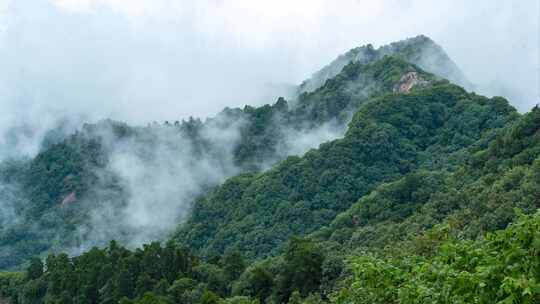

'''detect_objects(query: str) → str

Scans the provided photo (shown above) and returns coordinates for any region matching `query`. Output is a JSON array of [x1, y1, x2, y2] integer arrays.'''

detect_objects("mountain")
[[173, 76, 516, 259], [1, 35, 539, 304], [299, 35, 472, 94], [0, 36, 464, 271]]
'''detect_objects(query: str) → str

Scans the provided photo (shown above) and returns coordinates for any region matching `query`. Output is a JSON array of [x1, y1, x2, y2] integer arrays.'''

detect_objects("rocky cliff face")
[[393, 71, 429, 93]]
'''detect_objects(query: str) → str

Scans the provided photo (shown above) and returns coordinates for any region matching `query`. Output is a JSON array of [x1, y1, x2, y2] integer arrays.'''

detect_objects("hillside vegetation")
[[1, 105, 538, 303], [0, 37, 456, 270], [1, 36, 539, 304], [174, 81, 517, 259]]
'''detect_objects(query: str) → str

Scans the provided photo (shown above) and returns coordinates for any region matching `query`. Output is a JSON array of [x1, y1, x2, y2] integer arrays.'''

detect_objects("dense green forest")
[[2, 211, 539, 303], [0, 37, 450, 270], [1, 36, 539, 303], [174, 82, 517, 259]]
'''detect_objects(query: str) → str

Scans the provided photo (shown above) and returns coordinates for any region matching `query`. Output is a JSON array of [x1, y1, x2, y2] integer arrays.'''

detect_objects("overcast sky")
[[0, 0, 538, 127]]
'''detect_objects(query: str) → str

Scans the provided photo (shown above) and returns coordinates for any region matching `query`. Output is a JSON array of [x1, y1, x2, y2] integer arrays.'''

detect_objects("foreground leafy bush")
[[335, 211, 540, 304]]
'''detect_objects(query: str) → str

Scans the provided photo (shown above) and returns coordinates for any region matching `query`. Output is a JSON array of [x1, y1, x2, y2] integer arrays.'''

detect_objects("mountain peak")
[[299, 35, 471, 94]]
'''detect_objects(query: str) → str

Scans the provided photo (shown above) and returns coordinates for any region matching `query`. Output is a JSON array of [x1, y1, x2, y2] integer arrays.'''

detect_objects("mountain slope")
[[312, 105, 540, 250], [174, 73, 517, 259], [1, 36, 539, 304], [0, 37, 464, 270], [3, 74, 537, 304]]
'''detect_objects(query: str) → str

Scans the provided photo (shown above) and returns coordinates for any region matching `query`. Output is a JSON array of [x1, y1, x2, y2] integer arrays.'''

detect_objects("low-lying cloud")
[[67, 109, 349, 252], [0, 1, 537, 131], [68, 120, 243, 251]]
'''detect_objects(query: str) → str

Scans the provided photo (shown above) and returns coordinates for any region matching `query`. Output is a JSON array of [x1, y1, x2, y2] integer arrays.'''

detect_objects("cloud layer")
[[0, 0, 537, 129]]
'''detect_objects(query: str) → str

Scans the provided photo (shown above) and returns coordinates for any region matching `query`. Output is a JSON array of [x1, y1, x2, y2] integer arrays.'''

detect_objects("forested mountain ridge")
[[173, 81, 517, 259], [314, 105, 540, 252], [0, 37, 460, 270], [2, 81, 538, 304], [1, 35, 540, 304]]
